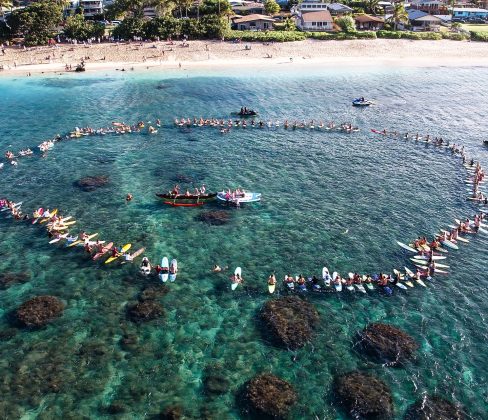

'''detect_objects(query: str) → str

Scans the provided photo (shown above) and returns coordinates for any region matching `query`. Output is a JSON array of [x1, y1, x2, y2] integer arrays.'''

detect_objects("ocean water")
[[0, 65, 487, 419]]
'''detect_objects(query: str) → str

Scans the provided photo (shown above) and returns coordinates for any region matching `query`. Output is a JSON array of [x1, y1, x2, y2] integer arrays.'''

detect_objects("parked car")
[[451, 18, 466, 23]]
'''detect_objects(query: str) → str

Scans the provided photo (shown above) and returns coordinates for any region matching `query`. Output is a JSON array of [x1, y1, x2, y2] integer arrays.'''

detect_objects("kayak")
[[169, 259, 178, 282], [92, 242, 114, 260], [396, 241, 417, 253], [105, 243, 131, 264], [159, 257, 169, 282], [231, 267, 241, 290], [332, 272, 342, 292]]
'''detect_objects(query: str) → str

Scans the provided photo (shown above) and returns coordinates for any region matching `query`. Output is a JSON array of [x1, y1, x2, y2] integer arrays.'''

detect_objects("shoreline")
[[2, 39, 488, 77]]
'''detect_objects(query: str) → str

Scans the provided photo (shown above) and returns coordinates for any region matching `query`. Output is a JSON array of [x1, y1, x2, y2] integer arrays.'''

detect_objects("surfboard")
[[268, 277, 276, 294], [169, 259, 178, 282], [396, 241, 417, 253], [160, 257, 169, 282], [105, 243, 131, 264], [322, 267, 331, 287], [333, 272, 342, 292], [231, 267, 241, 290], [92, 242, 114, 260], [414, 255, 447, 261]]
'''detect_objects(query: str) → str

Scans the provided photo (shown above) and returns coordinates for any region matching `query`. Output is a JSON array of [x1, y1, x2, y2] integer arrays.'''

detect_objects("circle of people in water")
[[1, 114, 487, 295]]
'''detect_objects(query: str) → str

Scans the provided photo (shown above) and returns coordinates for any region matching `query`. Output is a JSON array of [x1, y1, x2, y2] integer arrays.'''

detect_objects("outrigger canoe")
[[156, 192, 217, 200], [164, 201, 205, 207]]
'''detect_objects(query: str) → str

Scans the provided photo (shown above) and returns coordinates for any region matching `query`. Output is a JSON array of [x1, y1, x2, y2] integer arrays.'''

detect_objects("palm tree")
[[390, 1, 408, 30]]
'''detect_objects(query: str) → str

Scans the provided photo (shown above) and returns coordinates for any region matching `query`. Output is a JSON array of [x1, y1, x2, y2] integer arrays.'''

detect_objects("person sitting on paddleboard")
[[80, 231, 88, 241], [84, 242, 93, 253], [268, 274, 277, 285], [169, 262, 176, 274], [126, 193, 133, 202], [111, 246, 121, 258], [212, 265, 222, 272], [95, 240, 103, 252], [141, 257, 150, 268]]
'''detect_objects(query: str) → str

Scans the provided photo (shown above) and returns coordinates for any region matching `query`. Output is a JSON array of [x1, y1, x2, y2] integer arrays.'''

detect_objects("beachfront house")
[[292, 0, 352, 17], [408, 9, 442, 31], [408, 0, 450, 15], [452, 7, 488, 20], [326, 3, 353, 16], [68, 0, 104, 18], [232, 1, 265, 15], [354, 14, 385, 30], [296, 10, 334, 31], [233, 14, 276, 30]]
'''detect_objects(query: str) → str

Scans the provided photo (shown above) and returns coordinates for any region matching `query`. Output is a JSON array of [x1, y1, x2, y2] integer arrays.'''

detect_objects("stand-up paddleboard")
[[160, 257, 169, 282], [478, 227, 488, 234], [322, 267, 331, 287], [411, 258, 450, 269], [394, 269, 414, 287], [333, 272, 342, 292], [169, 259, 178, 282], [231, 267, 241, 290], [105, 243, 131, 264], [393, 280, 408, 290], [396, 241, 417, 253], [268, 274, 276, 294], [455, 236, 470, 243], [92, 242, 114, 260], [405, 266, 426, 287]]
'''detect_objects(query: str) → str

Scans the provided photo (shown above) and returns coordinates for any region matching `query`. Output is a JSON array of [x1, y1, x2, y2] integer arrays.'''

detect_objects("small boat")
[[217, 192, 261, 204], [233, 109, 258, 117], [156, 192, 217, 200], [352, 98, 373, 107]]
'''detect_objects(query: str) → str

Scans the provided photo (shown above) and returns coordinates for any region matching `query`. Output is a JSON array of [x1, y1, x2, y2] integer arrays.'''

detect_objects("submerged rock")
[[356, 323, 419, 366], [246, 373, 297, 418], [261, 296, 319, 350], [405, 395, 465, 420], [196, 210, 230, 226], [334, 371, 393, 419], [159, 405, 183, 419], [139, 284, 169, 301], [0, 272, 29, 290], [127, 300, 164, 322], [204, 364, 230, 395], [16, 296, 64, 327], [74, 175, 109, 192]]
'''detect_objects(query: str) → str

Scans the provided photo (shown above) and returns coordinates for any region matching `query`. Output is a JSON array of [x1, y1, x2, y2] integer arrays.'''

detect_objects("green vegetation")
[[224, 30, 307, 42], [308, 31, 376, 39], [64, 14, 105, 41], [335, 16, 356, 33], [470, 31, 488, 41], [264, 0, 280, 15], [4, 1, 62, 46], [376, 30, 443, 40], [462, 24, 488, 33]]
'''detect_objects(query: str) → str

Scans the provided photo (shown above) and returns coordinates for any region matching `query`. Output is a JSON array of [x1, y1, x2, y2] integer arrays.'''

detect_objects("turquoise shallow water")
[[0, 66, 488, 418]]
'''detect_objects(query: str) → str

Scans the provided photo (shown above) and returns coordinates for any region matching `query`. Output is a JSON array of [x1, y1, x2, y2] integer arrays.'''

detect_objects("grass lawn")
[[461, 24, 488, 32]]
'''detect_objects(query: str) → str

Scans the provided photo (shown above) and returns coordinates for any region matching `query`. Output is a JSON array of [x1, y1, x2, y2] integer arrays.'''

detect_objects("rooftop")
[[301, 10, 333, 21], [233, 13, 276, 23], [354, 14, 385, 23]]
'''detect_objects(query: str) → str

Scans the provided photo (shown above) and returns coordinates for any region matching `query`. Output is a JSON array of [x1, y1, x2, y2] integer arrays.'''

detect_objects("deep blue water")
[[0, 66, 487, 418]]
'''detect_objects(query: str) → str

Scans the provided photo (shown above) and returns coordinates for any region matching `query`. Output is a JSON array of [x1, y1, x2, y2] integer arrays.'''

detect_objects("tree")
[[64, 14, 105, 40], [283, 17, 296, 31], [7, 1, 62, 45], [111, 16, 144, 39], [389, 1, 408, 30], [264, 0, 280, 15], [143, 15, 181, 39], [198, 0, 232, 16], [335, 15, 355, 33]]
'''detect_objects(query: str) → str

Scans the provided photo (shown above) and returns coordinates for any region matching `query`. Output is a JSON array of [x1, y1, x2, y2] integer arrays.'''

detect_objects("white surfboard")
[[160, 257, 169, 282], [169, 259, 178, 282], [231, 267, 241, 290]]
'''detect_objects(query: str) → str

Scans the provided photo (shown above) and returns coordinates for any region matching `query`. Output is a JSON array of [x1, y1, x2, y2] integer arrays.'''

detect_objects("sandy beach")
[[1, 39, 488, 76]]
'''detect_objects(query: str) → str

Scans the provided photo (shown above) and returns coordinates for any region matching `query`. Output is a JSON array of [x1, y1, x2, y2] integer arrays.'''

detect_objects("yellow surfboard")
[[105, 243, 131, 264], [40, 208, 58, 224]]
